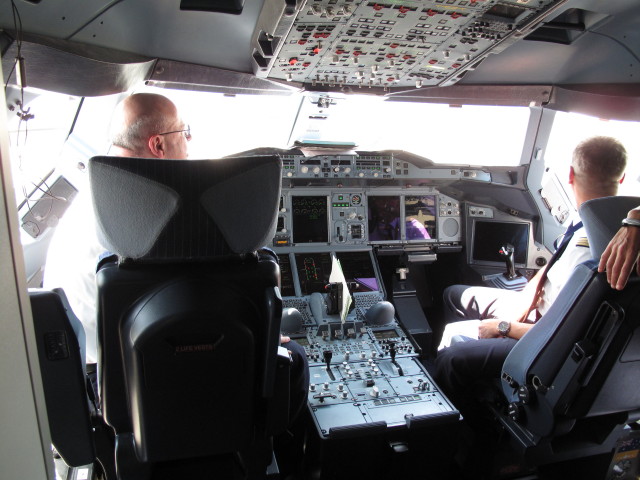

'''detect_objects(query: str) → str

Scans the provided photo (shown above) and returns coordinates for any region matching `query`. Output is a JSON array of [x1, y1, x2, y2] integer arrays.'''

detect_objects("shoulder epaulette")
[[575, 237, 590, 248]]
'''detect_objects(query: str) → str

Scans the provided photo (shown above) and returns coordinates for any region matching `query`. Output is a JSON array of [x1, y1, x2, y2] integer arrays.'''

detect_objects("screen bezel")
[[470, 219, 531, 268], [404, 194, 438, 244]]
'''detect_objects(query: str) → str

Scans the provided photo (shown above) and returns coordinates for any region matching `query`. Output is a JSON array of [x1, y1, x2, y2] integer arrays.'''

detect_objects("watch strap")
[[622, 218, 640, 227]]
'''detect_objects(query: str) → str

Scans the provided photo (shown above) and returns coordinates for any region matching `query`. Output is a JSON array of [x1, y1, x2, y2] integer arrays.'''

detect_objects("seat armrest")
[[266, 347, 291, 435]]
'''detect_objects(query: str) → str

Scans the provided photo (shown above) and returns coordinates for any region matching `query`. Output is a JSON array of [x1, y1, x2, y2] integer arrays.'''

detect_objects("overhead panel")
[[252, 0, 568, 91]]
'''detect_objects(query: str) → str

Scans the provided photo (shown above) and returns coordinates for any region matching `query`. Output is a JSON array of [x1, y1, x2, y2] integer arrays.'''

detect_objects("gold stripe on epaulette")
[[576, 237, 590, 248]]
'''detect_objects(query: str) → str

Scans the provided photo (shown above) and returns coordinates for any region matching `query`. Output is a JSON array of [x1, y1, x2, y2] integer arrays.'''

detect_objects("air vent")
[[525, 8, 610, 45]]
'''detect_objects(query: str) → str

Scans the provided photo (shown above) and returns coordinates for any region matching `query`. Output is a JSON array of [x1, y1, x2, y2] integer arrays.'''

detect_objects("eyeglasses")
[[157, 125, 191, 141]]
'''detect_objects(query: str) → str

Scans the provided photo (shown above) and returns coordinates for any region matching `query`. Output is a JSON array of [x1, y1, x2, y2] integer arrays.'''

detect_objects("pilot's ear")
[[568, 166, 575, 185], [148, 135, 165, 158]]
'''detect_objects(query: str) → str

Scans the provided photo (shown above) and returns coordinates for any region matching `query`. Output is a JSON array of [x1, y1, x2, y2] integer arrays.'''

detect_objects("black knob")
[[517, 385, 533, 405], [507, 402, 524, 422]]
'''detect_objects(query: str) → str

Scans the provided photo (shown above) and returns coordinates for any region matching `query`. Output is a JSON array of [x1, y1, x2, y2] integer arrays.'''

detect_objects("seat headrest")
[[579, 196, 640, 259], [89, 155, 282, 260]]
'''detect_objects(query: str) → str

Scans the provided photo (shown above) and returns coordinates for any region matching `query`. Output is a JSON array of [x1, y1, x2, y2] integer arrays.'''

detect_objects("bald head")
[[110, 93, 188, 159]]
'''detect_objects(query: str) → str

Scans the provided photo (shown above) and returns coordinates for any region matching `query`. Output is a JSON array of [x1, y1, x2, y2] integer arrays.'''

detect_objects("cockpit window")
[[289, 96, 531, 167], [7, 89, 82, 206], [545, 111, 640, 199], [161, 89, 303, 159], [143, 88, 531, 167]]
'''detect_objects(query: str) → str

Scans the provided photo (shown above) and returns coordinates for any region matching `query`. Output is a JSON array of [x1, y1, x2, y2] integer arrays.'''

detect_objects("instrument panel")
[[274, 187, 462, 247]]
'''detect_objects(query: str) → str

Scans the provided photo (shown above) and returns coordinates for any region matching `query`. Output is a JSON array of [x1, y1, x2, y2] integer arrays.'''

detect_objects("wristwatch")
[[621, 217, 640, 227], [498, 321, 511, 337]]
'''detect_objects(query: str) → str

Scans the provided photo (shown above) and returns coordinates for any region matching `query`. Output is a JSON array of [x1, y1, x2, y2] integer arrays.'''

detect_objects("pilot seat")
[[90, 155, 289, 479], [493, 195, 640, 475]]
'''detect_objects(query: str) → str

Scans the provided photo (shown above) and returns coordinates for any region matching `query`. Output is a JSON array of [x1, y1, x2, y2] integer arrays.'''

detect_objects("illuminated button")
[[370, 386, 380, 398], [312, 166, 321, 174], [301, 166, 309, 173]]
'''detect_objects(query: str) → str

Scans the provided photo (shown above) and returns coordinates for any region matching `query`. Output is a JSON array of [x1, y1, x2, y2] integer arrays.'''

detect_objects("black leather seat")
[[90, 155, 289, 479], [29, 289, 95, 469], [497, 196, 640, 465]]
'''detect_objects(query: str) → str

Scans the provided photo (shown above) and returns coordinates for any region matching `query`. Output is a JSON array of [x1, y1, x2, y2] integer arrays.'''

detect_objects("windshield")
[[287, 95, 530, 167], [7, 86, 531, 203], [148, 89, 531, 166]]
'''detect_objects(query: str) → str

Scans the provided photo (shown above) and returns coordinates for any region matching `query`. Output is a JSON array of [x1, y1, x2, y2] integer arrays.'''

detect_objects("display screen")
[[473, 221, 530, 265], [372, 329, 399, 340], [278, 254, 296, 297], [336, 251, 379, 292], [405, 195, 437, 241], [294, 252, 332, 295], [292, 196, 329, 244], [368, 196, 401, 241], [293, 336, 309, 347]]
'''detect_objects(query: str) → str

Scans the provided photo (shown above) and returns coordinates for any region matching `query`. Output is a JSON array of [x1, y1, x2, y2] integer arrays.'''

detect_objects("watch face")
[[498, 321, 510, 336]]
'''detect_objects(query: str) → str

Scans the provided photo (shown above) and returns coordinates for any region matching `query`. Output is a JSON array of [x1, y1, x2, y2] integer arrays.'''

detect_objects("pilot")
[[44, 93, 309, 431], [44, 93, 192, 365], [434, 136, 628, 424]]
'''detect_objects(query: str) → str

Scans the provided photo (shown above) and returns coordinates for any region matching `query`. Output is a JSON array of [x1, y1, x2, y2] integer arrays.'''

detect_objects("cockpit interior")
[[1, 0, 640, 479]]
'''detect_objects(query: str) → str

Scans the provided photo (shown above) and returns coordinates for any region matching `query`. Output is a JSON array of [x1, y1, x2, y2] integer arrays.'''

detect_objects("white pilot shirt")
[[43, 191, 104, 364], [537, 224, 592, 317]]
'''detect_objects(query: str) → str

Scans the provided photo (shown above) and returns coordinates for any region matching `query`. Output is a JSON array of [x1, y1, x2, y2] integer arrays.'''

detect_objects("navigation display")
[[336, 251, 379, 292], [292, 196, 329, 244], [294, 252, 332, 295], [473, 221, 529, 266], [405, 195, 437, 241], [368, 196, 401, 242]]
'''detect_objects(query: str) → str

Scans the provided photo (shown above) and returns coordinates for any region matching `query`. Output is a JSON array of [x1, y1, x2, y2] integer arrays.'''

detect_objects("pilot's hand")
[[478, 319, 500, 339], [280, 334, 291, 344], [599, 216, 640, 290]]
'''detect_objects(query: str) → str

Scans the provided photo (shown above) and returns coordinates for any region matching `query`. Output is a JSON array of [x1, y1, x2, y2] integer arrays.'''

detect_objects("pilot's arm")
[[477, 267, 547, 340], [599, 206, 640, 290]]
